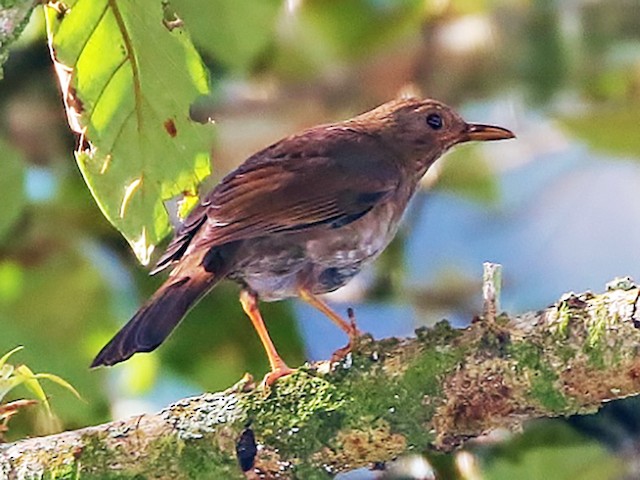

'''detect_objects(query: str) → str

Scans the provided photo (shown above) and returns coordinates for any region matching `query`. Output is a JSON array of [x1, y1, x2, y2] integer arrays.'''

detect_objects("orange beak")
[[463, 123, 515, 142]]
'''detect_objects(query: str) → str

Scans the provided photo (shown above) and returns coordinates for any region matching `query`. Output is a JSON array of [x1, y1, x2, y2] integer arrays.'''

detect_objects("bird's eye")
[[426, 113, 443, 130]]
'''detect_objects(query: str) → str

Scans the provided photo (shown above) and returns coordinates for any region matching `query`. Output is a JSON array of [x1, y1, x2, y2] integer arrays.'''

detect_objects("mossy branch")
[[2, 270, 640, 479]]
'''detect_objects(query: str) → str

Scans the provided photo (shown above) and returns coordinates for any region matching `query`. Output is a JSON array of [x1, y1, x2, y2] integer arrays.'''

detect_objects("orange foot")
[[261, 364, 295, 387], [331, 307, 365, 362]]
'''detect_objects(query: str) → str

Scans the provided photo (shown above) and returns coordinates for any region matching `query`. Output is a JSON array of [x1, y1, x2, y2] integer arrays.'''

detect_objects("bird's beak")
[[463, 123, 515, 142]]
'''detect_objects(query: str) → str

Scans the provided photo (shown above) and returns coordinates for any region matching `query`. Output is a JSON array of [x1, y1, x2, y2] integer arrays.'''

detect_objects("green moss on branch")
[[2, 283, 640, 478]]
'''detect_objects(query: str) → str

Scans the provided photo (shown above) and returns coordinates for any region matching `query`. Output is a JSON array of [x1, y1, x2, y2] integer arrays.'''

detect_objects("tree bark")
[[2, 271, 640, 479]]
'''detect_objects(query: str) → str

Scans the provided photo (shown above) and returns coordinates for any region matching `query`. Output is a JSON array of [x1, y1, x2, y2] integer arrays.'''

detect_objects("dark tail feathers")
[[91, 273, 216, 368]]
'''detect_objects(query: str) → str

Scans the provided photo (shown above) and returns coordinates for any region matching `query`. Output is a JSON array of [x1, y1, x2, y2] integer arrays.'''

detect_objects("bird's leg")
[[298, 288, 363, 360], [239, 290, 293, 386]]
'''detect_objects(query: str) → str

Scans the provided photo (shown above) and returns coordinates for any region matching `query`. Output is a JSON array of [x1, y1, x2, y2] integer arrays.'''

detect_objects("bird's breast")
[[228, 191, 411, 302]]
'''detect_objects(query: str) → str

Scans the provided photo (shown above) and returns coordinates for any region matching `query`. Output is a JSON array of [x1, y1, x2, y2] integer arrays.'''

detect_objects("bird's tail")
[[91, 272, 218, 368]]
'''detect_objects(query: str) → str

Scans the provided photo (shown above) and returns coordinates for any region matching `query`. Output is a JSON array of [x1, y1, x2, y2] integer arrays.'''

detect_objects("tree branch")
[[3, 270, 640, 479]]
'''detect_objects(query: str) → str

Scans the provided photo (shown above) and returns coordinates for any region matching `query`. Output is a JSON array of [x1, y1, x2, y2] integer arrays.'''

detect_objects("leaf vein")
[[74, 2, 109, 67], [108, 0, 143, 132], [84, 55, 128, 128], [108, 107, 135, 155]]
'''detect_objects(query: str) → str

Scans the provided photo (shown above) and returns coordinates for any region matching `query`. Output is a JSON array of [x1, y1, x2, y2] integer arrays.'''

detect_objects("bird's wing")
[[152, 127, 400, 273]]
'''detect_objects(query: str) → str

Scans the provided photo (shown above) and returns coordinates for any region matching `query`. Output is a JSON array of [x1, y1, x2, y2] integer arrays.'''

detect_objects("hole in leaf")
[[161, 0, 183, 31]]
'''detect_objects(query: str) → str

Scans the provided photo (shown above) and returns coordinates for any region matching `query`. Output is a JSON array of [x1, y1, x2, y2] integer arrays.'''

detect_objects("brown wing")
[[152, 126, 400, 273]]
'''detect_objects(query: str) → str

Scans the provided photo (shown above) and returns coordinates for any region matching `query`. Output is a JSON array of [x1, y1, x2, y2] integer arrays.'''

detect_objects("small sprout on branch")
[[0, 346, 82, 436], [482, 262, 502, 324]]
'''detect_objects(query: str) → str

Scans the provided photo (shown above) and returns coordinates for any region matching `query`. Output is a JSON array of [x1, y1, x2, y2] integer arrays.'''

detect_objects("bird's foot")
[[226, 372, 256, 393], [331, 307, 365, 362], [260, 362, 295, 387]]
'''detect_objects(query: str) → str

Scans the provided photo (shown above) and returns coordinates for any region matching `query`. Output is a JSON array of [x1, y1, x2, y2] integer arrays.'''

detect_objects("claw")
[[331, 307, 364, 362], [261, 364, 295, 387]]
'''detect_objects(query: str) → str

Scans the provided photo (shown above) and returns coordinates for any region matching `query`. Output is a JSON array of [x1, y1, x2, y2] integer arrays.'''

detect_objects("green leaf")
[[0, 351, 82, 412], [30, 373, 83, 402], [44, 0, 215, 264], [14, 365, 51, 412], [0, 346, 23, 372], [0, 375, 21, 404], [0, 137, 26, 241]]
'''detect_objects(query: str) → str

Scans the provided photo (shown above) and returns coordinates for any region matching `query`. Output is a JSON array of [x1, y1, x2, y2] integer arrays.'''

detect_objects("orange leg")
[[240, 290, 293, 385], [298, 288, 362, 357]]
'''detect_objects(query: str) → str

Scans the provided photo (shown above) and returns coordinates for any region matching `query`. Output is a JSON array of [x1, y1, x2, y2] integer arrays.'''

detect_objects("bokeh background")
[[1, 0, 640, 477]]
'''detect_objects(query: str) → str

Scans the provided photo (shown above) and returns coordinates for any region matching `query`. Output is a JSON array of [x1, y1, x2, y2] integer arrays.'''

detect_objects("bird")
[[91, 96, 515, 384]]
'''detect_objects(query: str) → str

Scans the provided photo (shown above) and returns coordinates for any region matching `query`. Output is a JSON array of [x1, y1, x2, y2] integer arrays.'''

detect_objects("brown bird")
[[91, 96, 514, 384]]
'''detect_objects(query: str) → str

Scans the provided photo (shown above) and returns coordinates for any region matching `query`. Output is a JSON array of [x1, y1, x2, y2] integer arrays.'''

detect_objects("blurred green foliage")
[[480, 421, 623, 480], [285, 0, 426, 63], [436, 146, 499, 204], [0, 138, 25, 241], [173, 0, 282, 74], [560, 105, 640, 159]]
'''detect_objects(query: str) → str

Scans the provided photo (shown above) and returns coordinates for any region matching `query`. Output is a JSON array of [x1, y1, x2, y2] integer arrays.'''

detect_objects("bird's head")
[[355, 97, 515, 174]]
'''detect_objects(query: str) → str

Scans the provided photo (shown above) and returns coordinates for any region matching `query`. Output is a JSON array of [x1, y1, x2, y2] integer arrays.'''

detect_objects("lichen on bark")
[[3, 278, 640, 478]]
